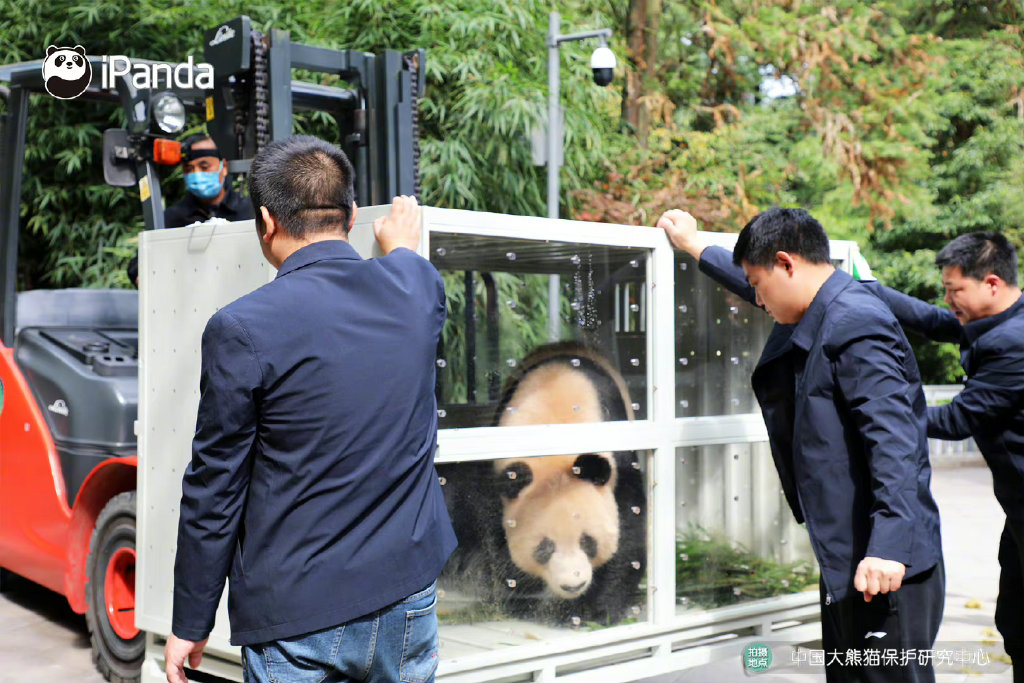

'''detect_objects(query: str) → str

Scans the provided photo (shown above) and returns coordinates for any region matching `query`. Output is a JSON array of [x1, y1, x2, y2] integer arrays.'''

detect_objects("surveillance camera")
[[590, 46, 616, 87]]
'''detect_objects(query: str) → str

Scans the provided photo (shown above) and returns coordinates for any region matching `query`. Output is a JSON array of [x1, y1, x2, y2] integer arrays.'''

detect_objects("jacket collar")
[[962, 294, 1024, 344], [789, 269, 852, 353], [754, 269, 850, 369], [756, 322, 796, 369], [275, 239, 362, 279]]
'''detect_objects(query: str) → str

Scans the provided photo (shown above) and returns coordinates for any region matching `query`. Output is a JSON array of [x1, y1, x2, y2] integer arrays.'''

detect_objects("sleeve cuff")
[[170, 623, 212, 643], [865, 538, 913, 567], [696, 244, 734, 278]]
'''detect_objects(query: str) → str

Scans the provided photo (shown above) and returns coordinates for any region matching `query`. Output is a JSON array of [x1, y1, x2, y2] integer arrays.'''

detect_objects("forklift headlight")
[[152, 92, 186, 134]]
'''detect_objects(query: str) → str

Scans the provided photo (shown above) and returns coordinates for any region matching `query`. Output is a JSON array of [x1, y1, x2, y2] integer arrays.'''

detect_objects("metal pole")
[[0, 86, 28, 346], [547, 11, 561, 341]]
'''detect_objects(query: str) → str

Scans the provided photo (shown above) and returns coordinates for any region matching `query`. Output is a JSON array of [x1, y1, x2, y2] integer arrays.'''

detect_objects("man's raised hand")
[[656, 209, 708, 260], [373, 195, 422, 254]]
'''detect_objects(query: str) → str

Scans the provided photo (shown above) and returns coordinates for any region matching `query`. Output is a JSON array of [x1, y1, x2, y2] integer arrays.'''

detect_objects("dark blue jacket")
[[865, 284, 1024, 517], [700, 246, 942, 602], [164, 183, 254, 228], [172, 240, 457, 646]]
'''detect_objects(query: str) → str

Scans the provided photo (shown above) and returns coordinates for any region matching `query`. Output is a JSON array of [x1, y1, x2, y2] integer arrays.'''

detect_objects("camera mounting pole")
[[545, 11, 614, 340]]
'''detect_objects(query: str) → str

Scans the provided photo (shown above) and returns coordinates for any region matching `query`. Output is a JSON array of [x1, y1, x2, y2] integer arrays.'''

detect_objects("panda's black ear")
[[497, 462, 532, 499], [46, 45, 58, 57], [573, 454, 612, 486], [73, 45, 86, 56]]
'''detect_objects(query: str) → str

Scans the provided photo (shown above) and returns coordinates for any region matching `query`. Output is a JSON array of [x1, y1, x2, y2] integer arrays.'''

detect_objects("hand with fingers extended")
[[853, 556, 906, 602], [165, 633, 208, 683], [655, 209, 709, 260], [373, 195, 422, 254]]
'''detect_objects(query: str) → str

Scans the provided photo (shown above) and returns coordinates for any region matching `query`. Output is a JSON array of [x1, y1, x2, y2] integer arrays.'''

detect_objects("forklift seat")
[[16, 289, 138, 333]]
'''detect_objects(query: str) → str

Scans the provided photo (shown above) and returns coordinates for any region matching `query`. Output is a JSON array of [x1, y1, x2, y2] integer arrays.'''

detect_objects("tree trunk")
[[620, 0, 661, 146]]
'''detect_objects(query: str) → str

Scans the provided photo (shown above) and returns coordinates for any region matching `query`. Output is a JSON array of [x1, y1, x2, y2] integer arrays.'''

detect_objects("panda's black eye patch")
[[533, 537, 555, 564], [55, 55, 66, 67], [581, 533, 598, 559], [73, 55, 82, 66], [572, 454, 612, 486], [498, 462, 533, 499]]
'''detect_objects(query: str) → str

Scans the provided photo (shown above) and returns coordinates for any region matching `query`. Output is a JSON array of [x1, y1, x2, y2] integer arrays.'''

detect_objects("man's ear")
[[259, 206, 278, 242], [984, 273, 1002, 294], [776, 251, 796, 274], [349, 202, 358, 232]]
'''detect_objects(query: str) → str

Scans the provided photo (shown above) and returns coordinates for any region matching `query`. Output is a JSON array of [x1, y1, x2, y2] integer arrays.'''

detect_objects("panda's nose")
[[560, 581, 587, 594]]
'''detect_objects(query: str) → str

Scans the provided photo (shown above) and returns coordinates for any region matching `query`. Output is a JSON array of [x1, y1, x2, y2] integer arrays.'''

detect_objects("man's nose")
[[755, 290, 763, 307]]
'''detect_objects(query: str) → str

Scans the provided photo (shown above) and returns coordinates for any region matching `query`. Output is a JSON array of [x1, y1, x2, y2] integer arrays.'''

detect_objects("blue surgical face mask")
[[184, 160, 224, 200]]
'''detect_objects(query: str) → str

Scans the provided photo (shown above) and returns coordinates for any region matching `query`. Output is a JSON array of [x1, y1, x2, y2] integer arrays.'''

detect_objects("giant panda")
[[438, 342, 646, 626]]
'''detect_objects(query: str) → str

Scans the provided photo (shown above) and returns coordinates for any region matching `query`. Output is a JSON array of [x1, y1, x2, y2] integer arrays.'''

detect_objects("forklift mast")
[[202, 17, 424, 208]]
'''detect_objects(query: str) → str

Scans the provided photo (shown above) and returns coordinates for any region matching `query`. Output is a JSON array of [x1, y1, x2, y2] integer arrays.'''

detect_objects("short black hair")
[[936, 231, 1018, 285], [248, 135, 356, 238], [732, 207, 831, 268]]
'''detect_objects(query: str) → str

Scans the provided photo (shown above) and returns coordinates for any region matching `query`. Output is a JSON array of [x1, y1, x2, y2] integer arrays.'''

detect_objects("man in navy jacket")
[[658, 208, 944, 682], [165, 136, 457, 683], [861, 232, 1024, 679]]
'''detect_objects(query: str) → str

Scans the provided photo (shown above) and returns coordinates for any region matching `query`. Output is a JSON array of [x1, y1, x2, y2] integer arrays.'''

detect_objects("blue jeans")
[[242, 582, 439, 683]]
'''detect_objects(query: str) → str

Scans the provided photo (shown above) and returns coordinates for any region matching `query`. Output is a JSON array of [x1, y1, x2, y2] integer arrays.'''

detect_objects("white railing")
[[923, 385, 982, 465]]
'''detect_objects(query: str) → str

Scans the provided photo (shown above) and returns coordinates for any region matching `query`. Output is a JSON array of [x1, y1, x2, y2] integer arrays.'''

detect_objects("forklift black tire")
[[86, 491, 143, 683]]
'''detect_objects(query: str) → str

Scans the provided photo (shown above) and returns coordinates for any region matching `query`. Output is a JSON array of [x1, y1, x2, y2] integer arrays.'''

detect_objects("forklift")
[[0, 16, 422, 682]]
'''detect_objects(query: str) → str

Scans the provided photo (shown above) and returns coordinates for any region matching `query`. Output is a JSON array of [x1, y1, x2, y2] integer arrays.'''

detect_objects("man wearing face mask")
[[164, 134, 254, 229], [127, 135, 254, 285]]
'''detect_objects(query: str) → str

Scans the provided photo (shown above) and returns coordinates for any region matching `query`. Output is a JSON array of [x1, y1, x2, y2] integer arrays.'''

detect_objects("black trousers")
[[996, 517, 1024, 682], [820, 562, 944, 683]]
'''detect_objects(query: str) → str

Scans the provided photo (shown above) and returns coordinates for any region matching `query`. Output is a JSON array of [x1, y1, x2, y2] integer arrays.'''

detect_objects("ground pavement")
[[636, 463, 1013, 682]]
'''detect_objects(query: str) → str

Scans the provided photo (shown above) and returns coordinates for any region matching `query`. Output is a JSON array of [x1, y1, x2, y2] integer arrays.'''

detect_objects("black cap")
[[182, 134, 221, 163]]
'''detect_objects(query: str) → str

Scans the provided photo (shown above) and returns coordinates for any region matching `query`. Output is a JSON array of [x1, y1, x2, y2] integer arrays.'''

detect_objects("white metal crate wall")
[[137, 221, 274, 656]]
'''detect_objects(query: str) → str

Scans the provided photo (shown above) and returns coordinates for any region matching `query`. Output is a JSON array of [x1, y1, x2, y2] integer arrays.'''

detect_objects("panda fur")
[[438, 342, 646, 625], [42, 45, 92, 100]]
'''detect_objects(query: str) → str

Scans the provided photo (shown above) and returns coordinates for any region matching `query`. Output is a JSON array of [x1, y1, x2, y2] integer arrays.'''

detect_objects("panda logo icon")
[[41, 45, 92, 100]]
